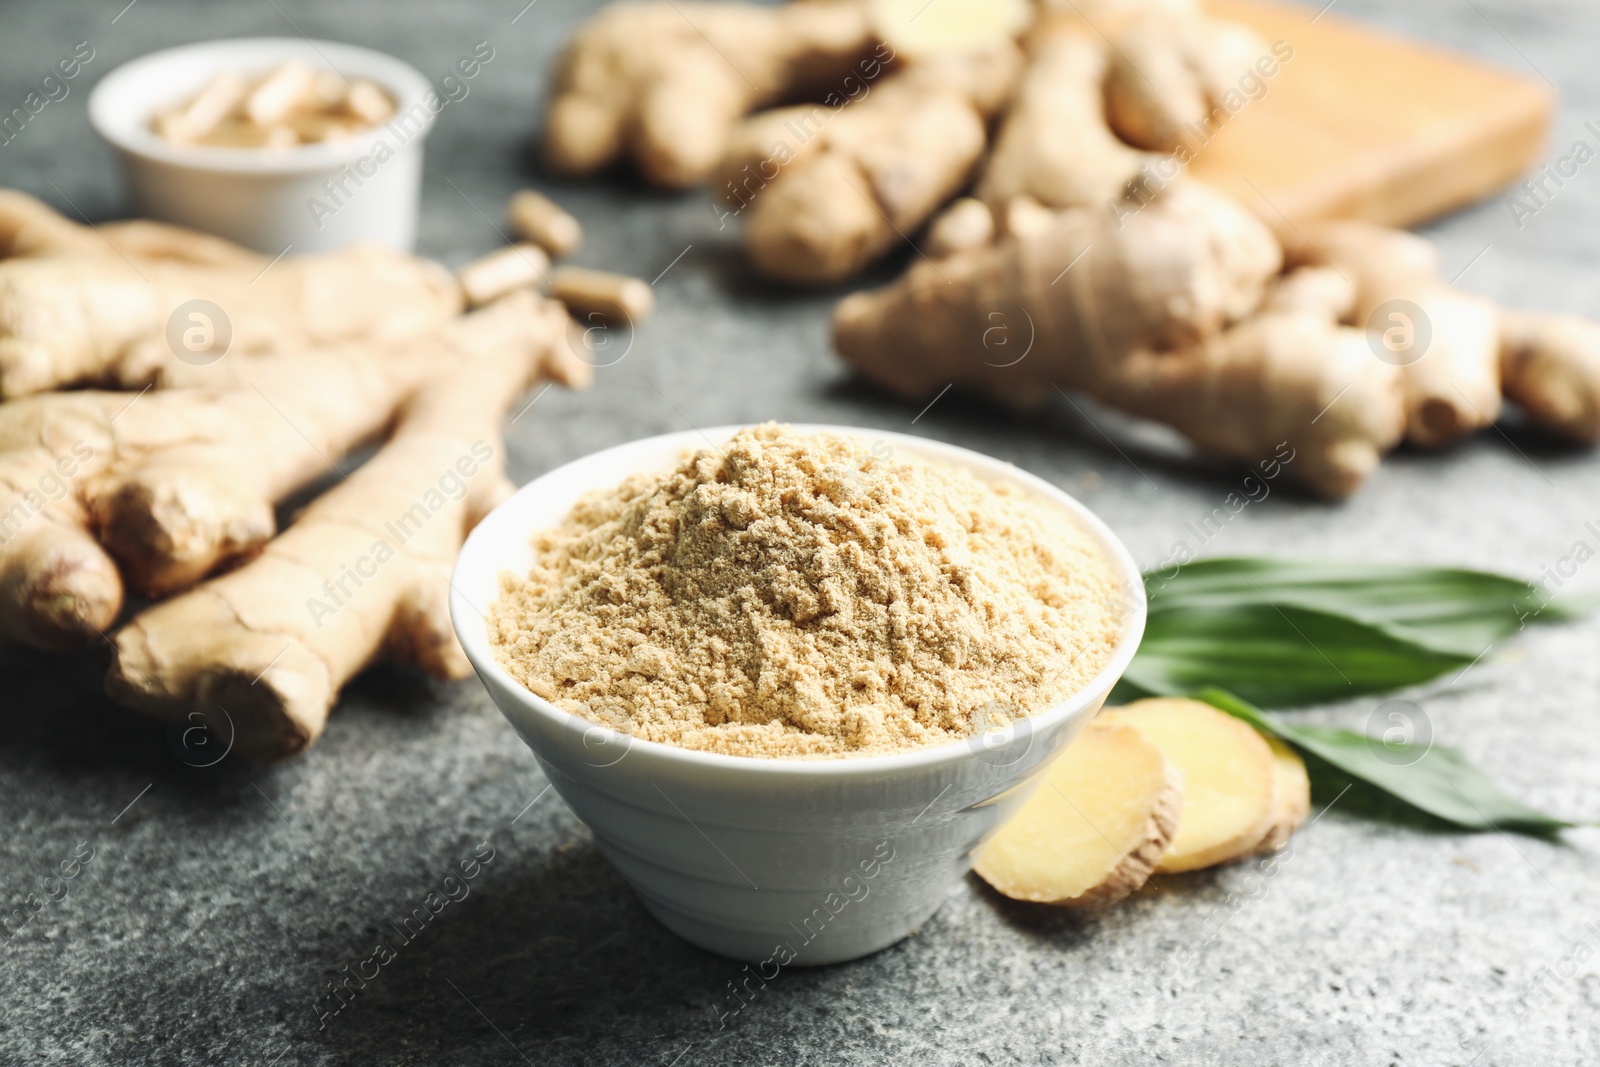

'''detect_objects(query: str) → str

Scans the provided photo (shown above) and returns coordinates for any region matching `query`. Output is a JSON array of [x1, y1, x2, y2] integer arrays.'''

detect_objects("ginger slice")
[[869, 0, 1030, 60], [1101, 698, 1277, 874], [1254, 736, 1311, 855], [973, 720, 1182, 908]]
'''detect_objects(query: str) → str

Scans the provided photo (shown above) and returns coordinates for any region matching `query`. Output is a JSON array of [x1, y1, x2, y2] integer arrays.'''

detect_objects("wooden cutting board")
[[1187, 0, 1554, 235]]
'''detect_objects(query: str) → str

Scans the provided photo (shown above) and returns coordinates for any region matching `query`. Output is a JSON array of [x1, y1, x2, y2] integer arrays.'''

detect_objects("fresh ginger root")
[[950, 0, 1264, 219], [836, 181, 1407, 497], [105, 291, 577, 761], [543, 0, 876, 188], [1094, 266, 1407, 498], [973, 21, 1155, 215], [834, 180, 1282, 400], [1103, 9, 1271, 153], [1102, 698, 1280, 873], [1287, 221, 1501, 449], [846, 126, 1600, 498], [923, 197, 996, 259], [0, 188, 260, 269], [1499, 311, 1600, 442], [912, 0, 1268, 283], [1287, 221, 1600, 451], [973, 720, 1182, 908], [543, 0, 1269, 285], [0, 190, 462, 398], [0, 294, 588, 651], [722, 40, 1021, 285]]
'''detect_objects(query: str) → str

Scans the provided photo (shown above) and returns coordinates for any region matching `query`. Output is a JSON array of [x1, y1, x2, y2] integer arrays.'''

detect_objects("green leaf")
[[1120, 602, 1473, 707], [1143, 557, 1572, 656], [1195, 689, 1574, 835]]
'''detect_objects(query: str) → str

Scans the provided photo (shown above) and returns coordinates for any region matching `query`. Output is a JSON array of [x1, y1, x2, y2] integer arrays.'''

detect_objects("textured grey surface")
[[3, 0, 1600, 1064]]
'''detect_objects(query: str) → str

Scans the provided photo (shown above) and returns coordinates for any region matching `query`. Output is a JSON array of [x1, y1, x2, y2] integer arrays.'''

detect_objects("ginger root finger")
[[0, 186, 268, 270], [106, 295, 577, 761], [737, 42, 1022, 285], [973, 720, 1182, 908], [0, 189, 109, 260], [1499, 310, 1600, 442], [1104, 13, 1270, 153], [543, 0, 875, 188], [1102, 698, 1278, 873], [923, 197, 995, 259], [0, 242, 461, 399], [0, 431, 123, 650], [1291, 221, 1501, 449], [1096, 300, 1405, 499], [833, 179, 1281, 399], [0, 396, 124, 648], [975, 24, 1155, 213], [0, 520, 123, 650], [1402, 290, 1501, 447]]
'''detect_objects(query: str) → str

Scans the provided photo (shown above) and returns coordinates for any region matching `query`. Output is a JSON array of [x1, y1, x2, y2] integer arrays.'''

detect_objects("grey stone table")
[[4, 1, 1599, 1063]]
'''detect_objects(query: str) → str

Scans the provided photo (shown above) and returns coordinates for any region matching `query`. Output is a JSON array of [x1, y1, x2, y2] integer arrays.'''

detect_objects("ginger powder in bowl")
[[488, 425, 1123, 759]]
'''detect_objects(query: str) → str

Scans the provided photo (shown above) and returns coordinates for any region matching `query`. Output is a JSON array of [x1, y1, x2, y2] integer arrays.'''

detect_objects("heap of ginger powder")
[[488, 425, 1123, 758]]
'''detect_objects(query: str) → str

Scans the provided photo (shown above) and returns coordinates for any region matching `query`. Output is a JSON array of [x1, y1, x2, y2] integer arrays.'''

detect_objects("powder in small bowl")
[[488, 425, 1123, 758]]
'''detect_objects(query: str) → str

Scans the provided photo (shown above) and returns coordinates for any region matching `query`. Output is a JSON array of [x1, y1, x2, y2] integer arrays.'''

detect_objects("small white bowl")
[[451, 426, 1147, 965], [89, 38, 435, 254]]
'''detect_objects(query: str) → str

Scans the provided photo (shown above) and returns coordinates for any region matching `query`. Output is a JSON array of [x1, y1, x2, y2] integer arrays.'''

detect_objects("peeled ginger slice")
[[869, 0, 1032, 59], [973, 720, 1182, 908], [1102, 698, 1278, 873], [1254, 736, 1311, 854]]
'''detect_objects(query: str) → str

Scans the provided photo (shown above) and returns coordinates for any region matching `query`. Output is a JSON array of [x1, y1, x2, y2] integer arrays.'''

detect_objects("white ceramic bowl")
[[451, 426, 1147, 965], [89, 38, 434, 253]]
